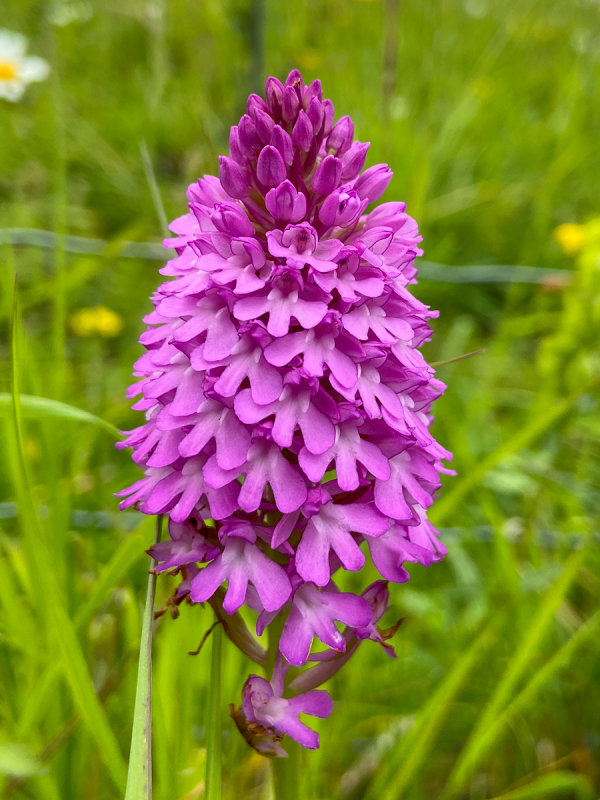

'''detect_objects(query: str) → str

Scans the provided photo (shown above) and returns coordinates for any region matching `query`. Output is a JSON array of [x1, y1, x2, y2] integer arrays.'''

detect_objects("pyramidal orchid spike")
[[118, 69, 452, 758]]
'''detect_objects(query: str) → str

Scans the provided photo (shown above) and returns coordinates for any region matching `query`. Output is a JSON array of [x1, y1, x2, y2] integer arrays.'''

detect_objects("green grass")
[[1, 0, 599, 798]]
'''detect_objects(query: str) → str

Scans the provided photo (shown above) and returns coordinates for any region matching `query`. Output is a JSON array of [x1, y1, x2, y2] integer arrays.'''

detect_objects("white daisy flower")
[[0, 29, 50, 102]]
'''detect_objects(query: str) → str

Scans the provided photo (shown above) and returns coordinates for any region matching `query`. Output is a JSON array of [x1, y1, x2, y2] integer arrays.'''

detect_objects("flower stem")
[[205, 622, 223, 800], [272, 741, 302, 800]]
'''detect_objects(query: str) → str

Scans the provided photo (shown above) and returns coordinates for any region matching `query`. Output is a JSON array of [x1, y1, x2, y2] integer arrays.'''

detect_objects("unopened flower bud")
[[282, 85, 300, 123], [265, 76, 284, 118], [326, 115, 354, 155], [306, 97, 324, 134], [319, 188, 363, 228], [340, 140, 370, 181], [321, 99, 335, 136], [247, 92, 269, 116], [270, 125, 294, 165], [303, 78, 322, 107], [229, 126, 245, 165], [253, 108, 275, 143], [218, 156, 248, 199], [239, 114, 262, 152], [312, 155, 342, 196], [284, 68, 303, 90], [212, 202, 255, 237], [353, 164, 393, 203], [292, 111, 313, 151], [257, 145, 287, 187], [265, 180, 307, 222]]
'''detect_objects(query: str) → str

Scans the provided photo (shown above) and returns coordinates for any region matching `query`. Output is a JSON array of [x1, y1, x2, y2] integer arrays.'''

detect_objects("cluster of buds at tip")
[[117, 70, 453, 755]]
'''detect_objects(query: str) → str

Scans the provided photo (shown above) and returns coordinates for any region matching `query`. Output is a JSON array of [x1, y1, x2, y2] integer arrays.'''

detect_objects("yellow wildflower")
[[70, 306, 124, 338], [553, 223, 587, 256]]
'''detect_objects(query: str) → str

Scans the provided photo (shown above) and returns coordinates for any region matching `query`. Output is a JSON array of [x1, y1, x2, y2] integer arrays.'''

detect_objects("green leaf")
[[485, 771, 594, 800], [0, 393, 121, 439]]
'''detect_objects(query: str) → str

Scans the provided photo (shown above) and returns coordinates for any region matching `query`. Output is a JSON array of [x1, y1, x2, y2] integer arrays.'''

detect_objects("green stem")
[[272, 741, 302, 800], [205, 623, 223, 800], [267, 621, 301, 800], [125, 515, 163, 800], [50, 28, 67, 401]]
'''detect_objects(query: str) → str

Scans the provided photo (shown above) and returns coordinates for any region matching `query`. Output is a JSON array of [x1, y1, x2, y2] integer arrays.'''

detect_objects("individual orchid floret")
[[190, 521, 292, 614], [118, 68, 452, 758], [148, 519, 218, 573], [235, 673, 333, 755], [278, 579, 372, 666]]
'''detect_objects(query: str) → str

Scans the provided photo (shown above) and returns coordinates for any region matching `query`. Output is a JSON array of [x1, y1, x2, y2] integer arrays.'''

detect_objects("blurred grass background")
[[1, 0, 600, 798]]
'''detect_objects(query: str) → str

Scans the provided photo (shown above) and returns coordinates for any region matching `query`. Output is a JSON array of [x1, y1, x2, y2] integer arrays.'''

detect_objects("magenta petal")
[[272, 511, 300, 549], [170, 369, 205, 416], [266, 297, 292, 337], [268, 454, 308, 513], [334, 447, 360, 491], [335, 503, 390, 537], [203, 454, 240, 489], [238, 459, 269, 512], [299, 404, 335, 455], [223, 563, 250, 614], [263, 331, 306, 366], [273, 715, 319, 750], [294, 299, 328, 329], [203, 310, 239, 360], [330, 529, 365, 572], [322, 591, 371, 628], [271, 402, 297, 448], [288, 690, 333, 719], [298, 447, 331, 483], [179, 416, 216, 459], [325, 348, 358, 388], [234, 295, 269, 322], [247, 549, 292, 611], [280, 606, 316, 665], [206, 483, 240, 520], [296, 522, 331, 586], [250, 361, 283, 404], [190, 560, 227, 603], [215, 411, 250, 470]]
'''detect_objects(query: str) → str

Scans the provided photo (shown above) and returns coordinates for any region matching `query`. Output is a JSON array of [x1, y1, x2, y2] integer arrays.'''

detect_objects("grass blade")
[[0, 393, 121, 439], [431, 385, 597, 526], [461, 609, 600, 784], [10, 279, 128, 792], [366, 621, 495, 800], [441, 544, 589, 798], [16, 523, 152, 739], [484, 771, 594, 800], [139, 141, 169, 235], [125, 516, 163, 800]]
